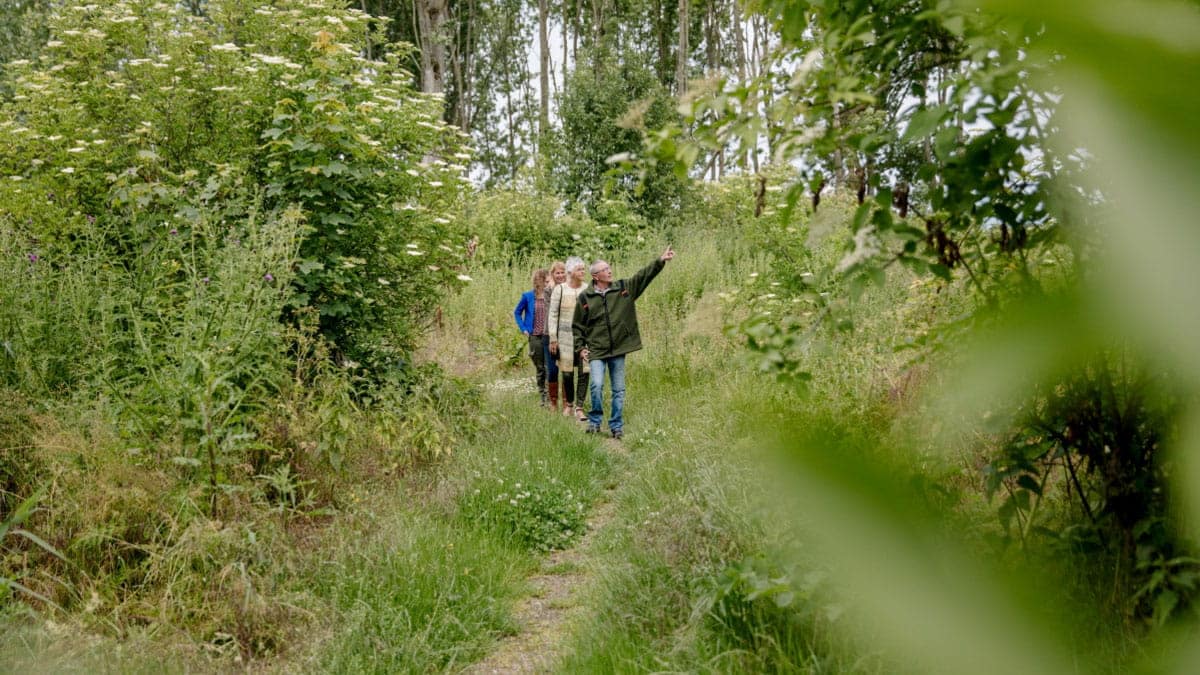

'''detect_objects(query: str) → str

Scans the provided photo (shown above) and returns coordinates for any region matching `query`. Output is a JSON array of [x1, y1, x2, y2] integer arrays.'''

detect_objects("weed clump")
[[460, 467, 587, 552]]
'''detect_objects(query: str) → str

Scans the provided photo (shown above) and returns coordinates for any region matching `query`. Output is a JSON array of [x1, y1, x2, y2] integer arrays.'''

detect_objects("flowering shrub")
[[0, 0, 470, 378]]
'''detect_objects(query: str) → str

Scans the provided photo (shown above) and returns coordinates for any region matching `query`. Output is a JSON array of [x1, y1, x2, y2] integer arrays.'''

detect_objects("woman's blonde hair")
[[549, 260, 566, 278], [565, 256, 585, 274]]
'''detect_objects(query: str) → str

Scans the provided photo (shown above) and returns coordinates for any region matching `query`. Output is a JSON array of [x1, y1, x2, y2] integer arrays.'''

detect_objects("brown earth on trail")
[[464, 440, 624, 675]]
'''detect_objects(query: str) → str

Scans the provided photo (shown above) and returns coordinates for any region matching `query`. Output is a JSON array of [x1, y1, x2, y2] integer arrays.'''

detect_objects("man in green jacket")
[[573, 246, 675, 439]]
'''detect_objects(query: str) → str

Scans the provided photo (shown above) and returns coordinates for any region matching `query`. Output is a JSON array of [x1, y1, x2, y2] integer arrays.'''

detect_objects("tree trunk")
[[733, 1, 749, 171], [675, 0, 689, 94], [416, 0, 449, 94], [562, 0, 570, 84], [538, 0, 550, 143]]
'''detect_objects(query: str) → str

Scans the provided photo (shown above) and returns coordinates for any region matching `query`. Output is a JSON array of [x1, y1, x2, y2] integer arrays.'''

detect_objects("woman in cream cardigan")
[[548, 256, 589, 421]]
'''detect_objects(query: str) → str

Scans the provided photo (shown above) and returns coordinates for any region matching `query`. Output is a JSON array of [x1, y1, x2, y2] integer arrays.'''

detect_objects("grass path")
[[465, 487, 617, 674], [464, 377, 627, 674]]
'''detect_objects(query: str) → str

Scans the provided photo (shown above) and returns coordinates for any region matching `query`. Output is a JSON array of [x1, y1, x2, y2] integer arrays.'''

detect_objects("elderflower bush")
[[0, 0, 470, 381]]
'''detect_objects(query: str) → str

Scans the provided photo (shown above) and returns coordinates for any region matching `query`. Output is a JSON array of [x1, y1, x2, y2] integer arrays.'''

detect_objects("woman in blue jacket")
[[514, 268, 553, 405]]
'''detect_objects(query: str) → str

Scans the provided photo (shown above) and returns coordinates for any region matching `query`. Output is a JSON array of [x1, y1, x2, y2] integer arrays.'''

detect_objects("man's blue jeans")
[[541, 335, 559, 380], [587, 354, 626, 432]]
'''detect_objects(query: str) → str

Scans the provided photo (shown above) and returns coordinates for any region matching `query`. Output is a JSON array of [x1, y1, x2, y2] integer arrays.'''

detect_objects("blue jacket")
[[513, 290, 537, 334]]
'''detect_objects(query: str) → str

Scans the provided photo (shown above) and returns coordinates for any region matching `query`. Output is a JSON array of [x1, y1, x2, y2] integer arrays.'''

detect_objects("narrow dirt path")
[[464, 437, 625, 675]]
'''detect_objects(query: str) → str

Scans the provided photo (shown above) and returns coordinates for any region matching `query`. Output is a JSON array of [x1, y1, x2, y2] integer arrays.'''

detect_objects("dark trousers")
[[560, 350, 588, 406], [528, 334, 546, 390]]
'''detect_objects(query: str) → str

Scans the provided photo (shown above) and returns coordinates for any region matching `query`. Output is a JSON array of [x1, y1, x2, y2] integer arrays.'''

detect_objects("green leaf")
[[904, 106, 947, 141], [1017, 474, 1042, 496]]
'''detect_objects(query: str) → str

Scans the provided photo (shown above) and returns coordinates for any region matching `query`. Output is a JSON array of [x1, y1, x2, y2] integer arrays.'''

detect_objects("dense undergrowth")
[[4, 175, 1192, 672]]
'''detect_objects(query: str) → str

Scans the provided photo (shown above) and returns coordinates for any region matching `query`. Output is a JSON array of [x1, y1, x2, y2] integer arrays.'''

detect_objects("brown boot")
[[547, 381, 559, 411]]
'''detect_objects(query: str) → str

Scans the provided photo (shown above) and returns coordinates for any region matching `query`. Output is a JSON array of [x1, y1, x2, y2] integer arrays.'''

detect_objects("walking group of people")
[[513, 246, 675, 439]]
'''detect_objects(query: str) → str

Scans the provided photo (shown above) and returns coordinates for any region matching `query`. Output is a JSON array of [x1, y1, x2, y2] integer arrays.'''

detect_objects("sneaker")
[[585, 424, 601, 434], [611, 429, 623, 440]]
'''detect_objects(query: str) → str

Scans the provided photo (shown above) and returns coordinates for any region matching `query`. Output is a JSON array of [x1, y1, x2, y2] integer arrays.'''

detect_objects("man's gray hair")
[[589, 260, 608, 276], [565, 256, 586, 274]]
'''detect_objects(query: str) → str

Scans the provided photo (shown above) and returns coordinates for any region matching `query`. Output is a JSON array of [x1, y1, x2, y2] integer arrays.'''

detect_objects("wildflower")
[[428, 181, 443, 187], [60, 167, 75, 174], [264, 273, 274, 282], [27, 253, 38, 263], [456, 274, 472, 282], [169, 228, 178, 236], [406, 250, 423, 256], [211, 43, 241, 52], [202, 277, 210, 284]]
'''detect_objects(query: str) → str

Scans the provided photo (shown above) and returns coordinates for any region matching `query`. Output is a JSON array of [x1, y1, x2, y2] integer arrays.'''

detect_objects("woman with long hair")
[[544, 260, 566, 410]]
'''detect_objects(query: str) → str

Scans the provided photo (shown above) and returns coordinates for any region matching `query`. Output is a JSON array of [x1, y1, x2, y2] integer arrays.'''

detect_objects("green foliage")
[[704, 553, 837, 671], [315, 514, 528, 673], [464, 188, 651, 266], [0, 0, 469, 379], [984, 353, 1192, 623], [1, 488, 65, 608], [550, 48, 688, 225], [0, 0, 50, 97], [632, 0, 1200, 669], [460, 466, 588, 552]]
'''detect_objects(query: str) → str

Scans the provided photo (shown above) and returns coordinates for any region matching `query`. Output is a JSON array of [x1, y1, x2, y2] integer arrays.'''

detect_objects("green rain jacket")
[[571, 258, 666, 360]]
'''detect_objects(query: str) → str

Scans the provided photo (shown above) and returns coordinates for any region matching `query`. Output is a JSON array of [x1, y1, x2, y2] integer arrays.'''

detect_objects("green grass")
[[310, 514, 530, 673]]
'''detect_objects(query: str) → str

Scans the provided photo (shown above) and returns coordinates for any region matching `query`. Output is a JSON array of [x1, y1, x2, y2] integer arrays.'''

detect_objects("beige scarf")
[[549, 282, 588, 373]]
